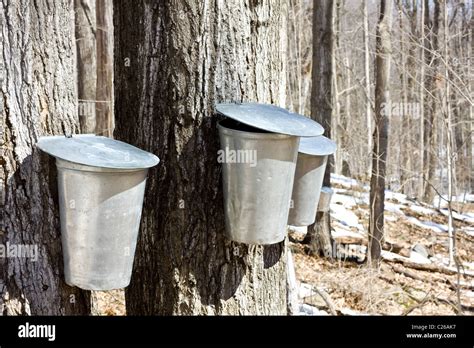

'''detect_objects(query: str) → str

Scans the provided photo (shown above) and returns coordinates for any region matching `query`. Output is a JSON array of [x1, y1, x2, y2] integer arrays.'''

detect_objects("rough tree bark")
[[74, 0, 97, 133], [114, 0, 288, 315], [302, 0, 335, 259], [95, 0, 114, 137], [468, 0, 474, 193], [368, 0, 392, 266], [0, 0, 90, 315]]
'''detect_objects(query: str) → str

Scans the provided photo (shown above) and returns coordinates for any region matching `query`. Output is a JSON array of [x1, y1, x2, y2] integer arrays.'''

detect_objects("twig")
[[312, 287, 338, 316]]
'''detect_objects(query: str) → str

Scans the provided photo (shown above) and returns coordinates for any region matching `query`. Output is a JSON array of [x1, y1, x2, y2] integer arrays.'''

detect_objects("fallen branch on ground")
[[385, 258, 474, 277], [312, 287, 338, 316]]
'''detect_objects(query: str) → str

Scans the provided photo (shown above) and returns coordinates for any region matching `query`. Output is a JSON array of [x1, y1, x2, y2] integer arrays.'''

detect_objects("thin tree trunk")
[[422, 0, 441, 203], [443, 0, 455, 266], [398, 0, 409, 193], [363, 0, 372, 170], [332, 0, 342, 175], [368, 0, 393, 266], [75, 0, 97, 133], [303, 0, 335, 259], [95, 0, 114, 138], [400, 0, 418, 197], [342, 56, 351, 177], [418, 0, 425, 199], [114, 0, 288, 315], [0, 0, 90, 315]]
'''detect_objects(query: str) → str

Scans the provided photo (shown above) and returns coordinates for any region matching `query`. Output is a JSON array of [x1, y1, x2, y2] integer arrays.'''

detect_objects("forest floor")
[[291, 174, 474, 316], [94, 174, 474, 316]]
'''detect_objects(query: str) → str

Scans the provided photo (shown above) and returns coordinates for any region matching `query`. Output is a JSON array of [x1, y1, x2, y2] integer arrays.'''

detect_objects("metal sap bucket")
[[218, 119, 299, 244], [216, 103, 324, 245], [288, 136, 336, 226], [37, 135, 159, 290]]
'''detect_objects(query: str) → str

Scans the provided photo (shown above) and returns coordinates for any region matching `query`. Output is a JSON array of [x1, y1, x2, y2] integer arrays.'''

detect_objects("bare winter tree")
[[114, 0, 289, 315], [422, 0, 441, 202], [75, 0, 97, 133], [0, 0, 90, 315], [95, 0, 114, 137], [303, 0, 335, 258], [368, 0, 393, 266]]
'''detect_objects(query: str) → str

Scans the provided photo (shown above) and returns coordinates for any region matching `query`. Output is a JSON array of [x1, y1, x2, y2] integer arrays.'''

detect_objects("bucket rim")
[[217, 119, 297, 140], [55, 158, 150, 173]]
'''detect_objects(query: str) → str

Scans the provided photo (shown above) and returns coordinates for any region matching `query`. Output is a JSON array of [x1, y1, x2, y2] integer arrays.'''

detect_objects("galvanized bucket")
[[37, 135, 159, 290], [288, 136, 336, 227], [218, 119, 299, 245]]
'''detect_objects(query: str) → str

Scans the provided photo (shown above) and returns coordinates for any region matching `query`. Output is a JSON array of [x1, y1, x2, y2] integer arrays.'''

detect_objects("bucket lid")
[[37, 134, 160, 169], [215, 102, 324, 136], [299, 135, 337, 156]]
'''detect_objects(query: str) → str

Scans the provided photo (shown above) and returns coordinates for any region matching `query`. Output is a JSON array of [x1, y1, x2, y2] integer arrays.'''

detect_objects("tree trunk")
[[363, 0, 372, 168], [422, 0, 441, 203], [418, 0, 425, 200], [468, 0, 474, 193], [75, 0, 97, 134], [442, 0, 455, 266], [95, 0, 114, 137], [303, 0, 334, 259], [332, 0, 342, 175], [399, 0, 418, 197], [114, 0, 288, 315], [0, 0, 90, 315], [368, 0, 392, 266]]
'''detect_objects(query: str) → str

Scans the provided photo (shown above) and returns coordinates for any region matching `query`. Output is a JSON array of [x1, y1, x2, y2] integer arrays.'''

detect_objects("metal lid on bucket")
[[37, 134, 160, 169], [299, 136, 337, 156], [216, 102, 324, 137]]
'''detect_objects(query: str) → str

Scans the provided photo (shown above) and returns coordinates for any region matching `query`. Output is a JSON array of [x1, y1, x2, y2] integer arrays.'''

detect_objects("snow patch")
[[381, 250, 410, 262], [439, 209, 474, 224], [385, 190, 409, 204], [405, 217, 448, 234], [408, 204, 437, 216], [288, 226, 307, 235], [384, 202, 405, 214], [330, 204, 364, 230], [298, 304, 329, 316]]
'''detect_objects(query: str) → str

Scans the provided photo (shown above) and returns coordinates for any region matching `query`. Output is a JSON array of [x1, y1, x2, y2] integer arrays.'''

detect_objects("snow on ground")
[[381, 250, 410, 262], [291, 173, 474, 316], [298, 303, 328, 316], [331, 191, 361, 208], [433, 193, 474, 207], [405, 216, 448, 234], [408, 204, 437, 216], [462, 226, 474, 237], [384, 190, 410, 204], [439, 208, 474, 224], [329, 173, 473, 238], [330, 204, 364, 230], [384, 202, 405, 214], [288, 225, 307, 235], [330, 174, 361, 189]]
